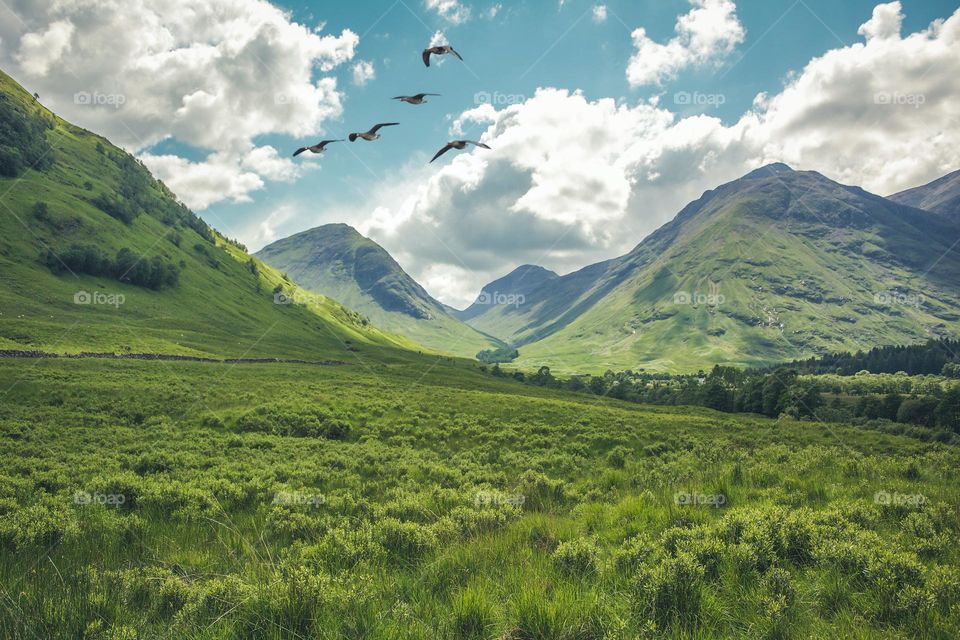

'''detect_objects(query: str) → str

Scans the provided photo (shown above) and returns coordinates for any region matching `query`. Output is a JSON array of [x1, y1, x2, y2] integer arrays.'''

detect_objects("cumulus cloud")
[[358, 2, 960, 307], [425, 0, 472, 24], [592, 5, 608, 24], [627, 0, 745, 87], [351, 60, 375, 86], [15, 19, 73, 76], [0, 0, 357, 209]]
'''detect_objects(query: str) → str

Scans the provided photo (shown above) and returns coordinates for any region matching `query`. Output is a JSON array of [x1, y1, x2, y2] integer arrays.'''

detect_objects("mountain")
[[0, 69, 418, 361], [454, 264, 558, 327], [256, 224, 501, 356], [462, 163, 960, 373], [888, 169, 960, 221]]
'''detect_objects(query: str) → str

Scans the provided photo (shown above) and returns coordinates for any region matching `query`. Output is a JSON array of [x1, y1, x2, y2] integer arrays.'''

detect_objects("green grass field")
[[1, 357, 957, 639]]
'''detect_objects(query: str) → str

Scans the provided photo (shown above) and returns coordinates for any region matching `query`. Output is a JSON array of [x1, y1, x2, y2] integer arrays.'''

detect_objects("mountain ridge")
[[256, 223, 501, 356]]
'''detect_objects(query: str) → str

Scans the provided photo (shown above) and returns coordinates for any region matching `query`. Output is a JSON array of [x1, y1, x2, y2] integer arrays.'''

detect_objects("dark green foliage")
[[476, 346, 519, 363], [779, 339, 960, 376], [0, 93, 53, 177], [45, 243, 179, 290]]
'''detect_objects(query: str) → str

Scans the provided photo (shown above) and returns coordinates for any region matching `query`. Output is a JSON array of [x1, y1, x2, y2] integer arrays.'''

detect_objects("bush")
[[637, 552, 705, 628], [374, 518, 438, 562], [551, 538, 600, 576]]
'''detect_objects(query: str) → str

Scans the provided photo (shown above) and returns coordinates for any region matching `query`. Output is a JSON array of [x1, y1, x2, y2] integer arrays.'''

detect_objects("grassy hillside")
[[1, 357, 958, 638], [473, 165, 960, 373], [0, 69, 420, 362], [256, 224, 501, 357], [889, 169, 960, 222]]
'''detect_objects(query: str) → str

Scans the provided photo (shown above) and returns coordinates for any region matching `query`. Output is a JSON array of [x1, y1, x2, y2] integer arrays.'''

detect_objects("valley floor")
[[0, 358, 957, 639]]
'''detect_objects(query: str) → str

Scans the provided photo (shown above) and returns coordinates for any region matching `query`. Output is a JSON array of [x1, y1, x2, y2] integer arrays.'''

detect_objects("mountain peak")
[[742, 162, 794, 180]]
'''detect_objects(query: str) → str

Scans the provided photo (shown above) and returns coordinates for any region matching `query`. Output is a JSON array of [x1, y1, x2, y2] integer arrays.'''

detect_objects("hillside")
[[889, 169, 960, 221], [465, 164, 960, 373], [256, 224, 501, 356], [0, 69, 418, 362]]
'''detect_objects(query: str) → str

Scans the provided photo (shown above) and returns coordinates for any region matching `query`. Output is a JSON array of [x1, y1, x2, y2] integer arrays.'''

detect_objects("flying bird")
[[348, 123, 400, 142], [422, 45, 463, 67], [292, 139, 343, 157], [392, 93, 440, 105], [430, 140, 491, 163]]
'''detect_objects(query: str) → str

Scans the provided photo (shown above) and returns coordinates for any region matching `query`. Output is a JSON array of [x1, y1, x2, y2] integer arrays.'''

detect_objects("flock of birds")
[[292, 43, 490, 164]]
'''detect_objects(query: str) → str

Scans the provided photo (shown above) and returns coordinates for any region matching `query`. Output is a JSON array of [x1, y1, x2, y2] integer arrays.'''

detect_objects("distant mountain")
[[888, 169, 960, 221], [464, 164, 960, 373], [0, 69, 415, 360], [256, 224, 501, 356], [455, 264, 558, 327]]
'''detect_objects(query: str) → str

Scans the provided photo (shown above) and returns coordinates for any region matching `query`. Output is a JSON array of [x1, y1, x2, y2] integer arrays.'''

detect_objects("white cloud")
[[354, 3, 960, 307], [425, 0, 472, 24], [139, 152, 265, 210], [627, 0, 745, 87], [351, 60, 375, 86], [241, 146, 302, 183], [429, 30, 448, 48], [1, 0, 357, 209], [858, 1, 903, 41], [487, 4, 503, 19], [15, 19, 73, 76], [592, 5, 608, 24]]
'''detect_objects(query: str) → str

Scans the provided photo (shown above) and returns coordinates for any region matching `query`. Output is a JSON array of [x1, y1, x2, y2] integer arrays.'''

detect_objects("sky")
[[2, 0, 959, 307]]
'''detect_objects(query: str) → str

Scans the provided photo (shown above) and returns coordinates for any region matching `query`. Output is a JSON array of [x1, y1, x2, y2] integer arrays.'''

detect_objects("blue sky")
[[2, 0, 959, 305]]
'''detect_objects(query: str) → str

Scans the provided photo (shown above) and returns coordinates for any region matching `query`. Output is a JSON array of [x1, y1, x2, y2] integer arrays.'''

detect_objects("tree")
[[934, 386, 960, 432], [896, 397, 939, 427]]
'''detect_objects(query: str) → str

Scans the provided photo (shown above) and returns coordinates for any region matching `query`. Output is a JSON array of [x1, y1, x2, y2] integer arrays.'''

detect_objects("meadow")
[[0, 357, 957, 639]]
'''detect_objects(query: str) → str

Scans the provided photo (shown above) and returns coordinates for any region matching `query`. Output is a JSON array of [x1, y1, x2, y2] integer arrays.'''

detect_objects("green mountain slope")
[[256, 224, 501, 356], [470, 164, 960, 373], [888, 169, 960, 221], [0, 69, 419, 361]]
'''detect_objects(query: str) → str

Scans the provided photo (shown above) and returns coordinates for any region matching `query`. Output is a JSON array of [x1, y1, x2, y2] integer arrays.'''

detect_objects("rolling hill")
[[461, 164, 960, 373], [0, 69, 419, 362], [255, 224, 502, 356], [454, 264, 558, 330], [889, 169, 960, 221]]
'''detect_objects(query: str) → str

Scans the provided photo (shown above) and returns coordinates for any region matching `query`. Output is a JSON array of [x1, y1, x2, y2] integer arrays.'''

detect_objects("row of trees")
[[45, 243, 180, 290], [490, 363, 960, 433], [775, 339, 960, 377]]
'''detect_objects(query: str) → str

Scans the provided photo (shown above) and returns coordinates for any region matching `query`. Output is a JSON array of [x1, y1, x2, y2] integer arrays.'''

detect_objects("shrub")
[[374, 518, 438, 562], [551, 538, 600, 576], [637, 552, 705, 628]]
